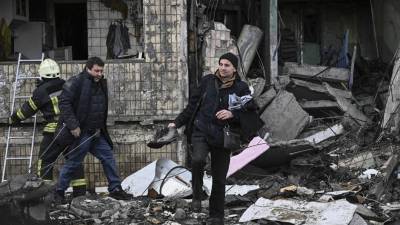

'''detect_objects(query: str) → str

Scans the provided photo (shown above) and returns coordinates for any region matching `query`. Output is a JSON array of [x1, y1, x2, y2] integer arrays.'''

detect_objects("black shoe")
[[206, 217, 224, 225], [147, 127, 178, 149], [72, 190, 86, 198], [109, 186, 133, 200], [72, 186, 87, 198], [191, 199, 201, 213]]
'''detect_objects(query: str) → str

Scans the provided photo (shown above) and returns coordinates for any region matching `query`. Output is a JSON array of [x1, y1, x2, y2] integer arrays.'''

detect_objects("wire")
[[159, 165, 190, 196], [31, 124, 67, 175], [39, 131, 100, 179], [140, 166, 190, 196]]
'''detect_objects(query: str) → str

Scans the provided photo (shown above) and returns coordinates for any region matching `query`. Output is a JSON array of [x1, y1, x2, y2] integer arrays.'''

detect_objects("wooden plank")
[[285, 62, 350, 82]]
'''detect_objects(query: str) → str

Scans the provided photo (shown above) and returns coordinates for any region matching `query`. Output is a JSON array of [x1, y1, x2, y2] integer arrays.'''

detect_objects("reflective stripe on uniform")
[[16, 109, 25, 120], [51, 96, 60, 115], [44, 122, 57, 133], [28, 97, 38, 111], [70, 179, 87, 187]]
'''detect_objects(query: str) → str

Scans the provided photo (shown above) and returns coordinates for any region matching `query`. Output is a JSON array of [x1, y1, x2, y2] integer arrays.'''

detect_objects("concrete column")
[[261, 0, 278, 85]]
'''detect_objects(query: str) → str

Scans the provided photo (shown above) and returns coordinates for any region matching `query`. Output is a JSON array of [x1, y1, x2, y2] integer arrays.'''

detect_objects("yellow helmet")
[[38, 58, 60, 78]]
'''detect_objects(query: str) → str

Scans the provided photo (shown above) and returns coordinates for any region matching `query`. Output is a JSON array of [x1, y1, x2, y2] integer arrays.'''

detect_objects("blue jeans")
[[57, 132, 121, 192]]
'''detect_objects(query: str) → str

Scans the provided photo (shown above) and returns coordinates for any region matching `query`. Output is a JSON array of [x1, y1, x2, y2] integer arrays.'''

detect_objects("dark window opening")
[[29, 1, 47, 22], [54, 3, 87, 60], [303, 13, 320, 43]]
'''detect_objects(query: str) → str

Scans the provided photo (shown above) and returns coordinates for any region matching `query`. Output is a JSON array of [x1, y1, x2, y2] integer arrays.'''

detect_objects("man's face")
[[218, 59, 236, 78], [87, 64, 104, 82]]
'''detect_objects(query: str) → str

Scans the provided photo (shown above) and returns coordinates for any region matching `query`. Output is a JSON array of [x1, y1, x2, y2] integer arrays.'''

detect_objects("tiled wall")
[[202, 22, 236, 75]]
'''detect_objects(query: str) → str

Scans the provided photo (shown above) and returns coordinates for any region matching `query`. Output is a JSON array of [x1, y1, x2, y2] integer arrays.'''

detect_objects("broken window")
[[97, 0, 144, 59]]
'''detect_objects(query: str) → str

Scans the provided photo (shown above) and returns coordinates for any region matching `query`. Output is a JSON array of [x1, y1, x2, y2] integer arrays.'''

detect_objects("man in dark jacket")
[[168, 53, 260, 225], [9, 58, 86, 197], [55, 57, 132, 201]]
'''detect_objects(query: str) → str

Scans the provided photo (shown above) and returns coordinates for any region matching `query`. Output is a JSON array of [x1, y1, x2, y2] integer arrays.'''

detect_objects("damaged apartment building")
[[2, 0, 400, 224]]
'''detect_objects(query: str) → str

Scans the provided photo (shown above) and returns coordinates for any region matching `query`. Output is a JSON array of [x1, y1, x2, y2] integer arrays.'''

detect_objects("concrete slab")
[[299, 100, 339, 109], [254, 88, 276, 110], [324, 83, 369, 126], [285, 62, 350, 82], [260, 90, 309, 141]]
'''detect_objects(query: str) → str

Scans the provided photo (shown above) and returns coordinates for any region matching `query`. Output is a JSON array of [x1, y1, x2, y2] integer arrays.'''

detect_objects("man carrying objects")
[[168, 53, 261, 225], [9, 58, 86, 197], [55, 56, 132, 201]]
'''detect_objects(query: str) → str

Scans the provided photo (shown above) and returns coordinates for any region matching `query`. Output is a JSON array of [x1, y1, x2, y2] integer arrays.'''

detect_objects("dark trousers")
[[191, 130, 231, 219], [38, 132, 86, 194], [57, 133, 121, 192]]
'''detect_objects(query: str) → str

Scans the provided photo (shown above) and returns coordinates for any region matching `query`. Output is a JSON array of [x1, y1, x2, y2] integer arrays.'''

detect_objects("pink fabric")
[[227, 136, 270, 178]]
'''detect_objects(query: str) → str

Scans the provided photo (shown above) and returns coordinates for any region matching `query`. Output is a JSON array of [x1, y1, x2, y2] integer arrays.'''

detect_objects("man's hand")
[[216, 109, 233, 120], [71, 127, 81, 138]]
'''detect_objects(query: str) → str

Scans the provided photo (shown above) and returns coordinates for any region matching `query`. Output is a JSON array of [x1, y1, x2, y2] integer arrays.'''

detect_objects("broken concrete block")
[[349, 213, 368, 225], [260, 90, 309, 141], [355, 204, 379, 220], [291, 78, 330, 94], [299, 100, 339, 109], [338, 152, 376, 170], [289, 78, 352, 102], [324, 83, 369, 126], [285, 62, 350, 83], [254, 88, 276, 111], [275, 75, 291, 90]]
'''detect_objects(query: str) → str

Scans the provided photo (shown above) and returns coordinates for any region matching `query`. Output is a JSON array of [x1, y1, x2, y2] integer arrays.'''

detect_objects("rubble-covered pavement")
[[41, 140, 400, 225]]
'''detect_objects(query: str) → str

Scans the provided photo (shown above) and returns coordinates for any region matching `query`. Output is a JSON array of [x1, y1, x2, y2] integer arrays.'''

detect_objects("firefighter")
[[9, 58, 87, 197]]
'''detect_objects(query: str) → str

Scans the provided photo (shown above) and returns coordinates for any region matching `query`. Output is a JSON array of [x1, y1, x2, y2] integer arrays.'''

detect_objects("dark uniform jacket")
[[174, 74, 262, 147], [57, 71, 113, 148], [11, 78, 65, 133]]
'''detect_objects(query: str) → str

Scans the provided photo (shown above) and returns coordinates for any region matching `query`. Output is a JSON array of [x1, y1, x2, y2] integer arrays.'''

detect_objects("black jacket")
[[175, 74, 262, 147], [58, 71, 113, 147], [11, 78, 65, 133]]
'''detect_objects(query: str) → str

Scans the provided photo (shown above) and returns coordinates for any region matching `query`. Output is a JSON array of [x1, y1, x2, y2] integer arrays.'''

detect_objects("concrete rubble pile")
[[3, 3, 400, 225], [38, 51, 400, 225]]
